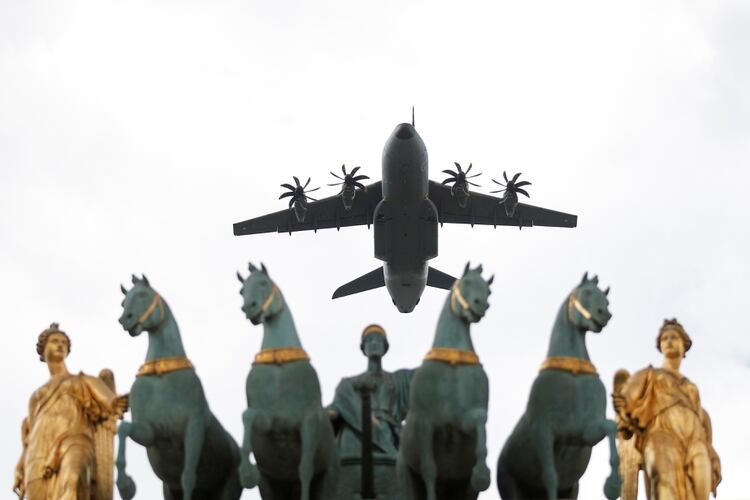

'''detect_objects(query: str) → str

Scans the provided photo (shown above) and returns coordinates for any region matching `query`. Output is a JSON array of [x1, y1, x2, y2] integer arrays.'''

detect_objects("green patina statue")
[[397, 263, 493, 500], [497, 273, 621, 499], [116, 275, 242, 500], [327, 324, 413, 500], [237, 263, 337, 500]]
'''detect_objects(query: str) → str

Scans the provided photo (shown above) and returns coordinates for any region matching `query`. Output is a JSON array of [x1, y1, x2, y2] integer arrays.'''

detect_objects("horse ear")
[[248, 262, 258, 272], [592, 275, 599, 285], [131, 274, 138, 284], [142, 274, 150, 286], [487, 274, 495, 285], [604, 286, 610, 296], [120, 284, 128, 295], [580, 272, 588, 285], [236, 271, 244, 284], [477, 264, 483, 274], [463, 262, 470, 276], [261, 262, 268, 276]]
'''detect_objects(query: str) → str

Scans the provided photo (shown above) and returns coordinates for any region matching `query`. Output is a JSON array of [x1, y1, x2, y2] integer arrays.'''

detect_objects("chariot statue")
[[13, 323, 128, 500], [612, 319, 721, 500], [327, 324, 413, 500]]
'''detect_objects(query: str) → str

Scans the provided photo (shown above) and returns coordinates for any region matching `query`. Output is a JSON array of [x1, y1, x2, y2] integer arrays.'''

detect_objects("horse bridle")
[[138, 293, 165, 326], [567, 292, 593, 322], [260, 285, 281, 314], [450, 280, 470, 315]]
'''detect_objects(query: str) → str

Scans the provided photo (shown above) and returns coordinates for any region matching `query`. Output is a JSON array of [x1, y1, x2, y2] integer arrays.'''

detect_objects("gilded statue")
[[13, 323, 128, 500], [612, 319, 721, 500]]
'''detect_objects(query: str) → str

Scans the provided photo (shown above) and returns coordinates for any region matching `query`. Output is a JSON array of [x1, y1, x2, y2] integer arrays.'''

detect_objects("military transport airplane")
[[233, 121, 577, 313]]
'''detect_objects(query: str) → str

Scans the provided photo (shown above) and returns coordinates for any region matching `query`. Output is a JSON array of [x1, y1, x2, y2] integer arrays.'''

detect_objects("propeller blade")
[[341, 164, 347, 175], [489, 189, 506, 194], [516, 188, 530, 197], [468, 181, 481, 187], [442, 170, 458, 177], [466, 163, 473, 174], [279, 192, 294, 199], [281, 183, 295, 191], [442, 178, 456, 185], [288, 198, 295, 208], [352, 175, 369, 181], [351, 166, 361, 176], [515, 181, 532, 188], [354, 182, 366, 190], [330, 172, 344, 180], [293, 176, 301, 187], [503, 171, 509, 182], [467, 172, 482, 178], [306, 186, 320, 193], [327, 182, 343, 186], [305, 195, 318, 201], [491, 179, 505, 186], [454, 162, 464, 173], [304, 177, 311, 188]]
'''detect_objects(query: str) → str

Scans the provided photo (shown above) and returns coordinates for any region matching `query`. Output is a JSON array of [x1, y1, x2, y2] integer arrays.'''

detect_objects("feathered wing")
[[613, 369, 642, 500], [93, 369, 118, 500]]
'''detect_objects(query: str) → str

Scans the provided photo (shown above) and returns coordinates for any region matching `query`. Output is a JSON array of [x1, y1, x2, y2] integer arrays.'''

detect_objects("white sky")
[[2, 1, 749, 498]]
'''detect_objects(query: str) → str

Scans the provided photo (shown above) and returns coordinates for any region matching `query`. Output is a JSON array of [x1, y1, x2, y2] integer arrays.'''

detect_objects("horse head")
[[449, 262, 494, 323], [119, 274, 165, 337], [237, 262, 283, 325], [567, 272, 612, 333]]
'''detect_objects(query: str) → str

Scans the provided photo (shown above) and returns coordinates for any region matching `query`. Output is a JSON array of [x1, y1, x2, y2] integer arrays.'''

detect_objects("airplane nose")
[[394, 123, 415, 140]]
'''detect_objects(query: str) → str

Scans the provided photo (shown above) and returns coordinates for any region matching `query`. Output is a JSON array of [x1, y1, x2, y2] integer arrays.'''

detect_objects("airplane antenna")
[[412, 106, 415, 128]]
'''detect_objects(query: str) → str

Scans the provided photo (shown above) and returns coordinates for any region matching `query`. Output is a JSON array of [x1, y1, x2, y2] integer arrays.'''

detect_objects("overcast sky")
[[2, 1, 749, 498]]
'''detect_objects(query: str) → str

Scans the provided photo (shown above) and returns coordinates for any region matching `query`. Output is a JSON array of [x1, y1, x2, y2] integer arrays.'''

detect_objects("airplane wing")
[[233, 182, 382, 235], [428, 180, 577, 228]]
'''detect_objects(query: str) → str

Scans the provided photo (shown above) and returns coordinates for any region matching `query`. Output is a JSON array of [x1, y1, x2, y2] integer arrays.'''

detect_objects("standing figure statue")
[[612, 319, 721, 500], [497, 273, 621, 500], [237, 263, 337, 500], [327, 324, 413, 500], [13, 323, 128, 500], [115, 275, 242, 500], [398, 263, 493, 500]]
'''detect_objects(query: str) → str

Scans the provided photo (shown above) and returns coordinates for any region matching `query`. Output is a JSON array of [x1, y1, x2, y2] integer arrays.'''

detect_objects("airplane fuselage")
[[374, 123, 439, 313]]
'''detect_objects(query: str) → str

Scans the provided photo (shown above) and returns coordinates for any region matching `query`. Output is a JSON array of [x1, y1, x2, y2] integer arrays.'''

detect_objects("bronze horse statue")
[[398, 263, 493, 500], [116, 275, 242, 500], [237, 263, 337, 499], [497, 273, 621, 499]]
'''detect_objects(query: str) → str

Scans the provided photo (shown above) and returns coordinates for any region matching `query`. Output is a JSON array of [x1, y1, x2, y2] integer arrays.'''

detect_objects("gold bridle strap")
[[137, 356, 194, 377], [567, 293, 592, 321], [261, 285, 280, 313], [138, 294, 165, 325], [253, 347, 309, 365], [424, 347, 480, 366], [450, 280, 470, 315], [540, 356, 598, 376]]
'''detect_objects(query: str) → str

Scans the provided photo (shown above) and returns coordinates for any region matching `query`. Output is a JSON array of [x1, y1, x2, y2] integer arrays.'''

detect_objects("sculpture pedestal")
[[335, 455, 403, 500]]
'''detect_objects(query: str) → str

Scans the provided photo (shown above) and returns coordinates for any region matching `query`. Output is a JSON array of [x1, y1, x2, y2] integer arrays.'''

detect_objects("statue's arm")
[[614, 368, 650, 433], [13, 417, 29, 497], [701, 407, 722, 494], [83, 374, 129, 418]]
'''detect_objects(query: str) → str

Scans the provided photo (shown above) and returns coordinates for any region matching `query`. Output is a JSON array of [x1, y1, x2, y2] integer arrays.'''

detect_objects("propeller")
[[328, 164, 369, 211], [328, 164, 369, 190], [441, 162, 482, 189], [279, 176, 319, 222], [442, 162, 481, 208], [279, 176, 320, 207], [490, 171, 531, 217]]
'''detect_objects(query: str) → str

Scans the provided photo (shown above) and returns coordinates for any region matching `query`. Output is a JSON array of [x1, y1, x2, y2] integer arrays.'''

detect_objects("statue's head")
[[119, 274, 164, 336], [450, 263, 494, 323], [360, 324, 389, 359], [657, 318, 691, 359], [36, 323, 71, 363], [237, 262, 281, 325], [568, 272, 611, 333]]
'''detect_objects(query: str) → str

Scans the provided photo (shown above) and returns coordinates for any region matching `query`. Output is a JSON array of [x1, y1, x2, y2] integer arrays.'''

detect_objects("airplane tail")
[[332, 267, 385, 299], [426, 267, 456, 290]]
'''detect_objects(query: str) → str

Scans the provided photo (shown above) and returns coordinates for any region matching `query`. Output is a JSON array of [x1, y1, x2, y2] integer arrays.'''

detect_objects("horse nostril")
[[126, 312, 133, 319], [250, 302, 257, 308], [473, 298, 480, 304]]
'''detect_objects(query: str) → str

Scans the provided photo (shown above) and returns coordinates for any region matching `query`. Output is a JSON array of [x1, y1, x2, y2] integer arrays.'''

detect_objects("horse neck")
[[546, 299, 590, 360], [261, 300, 303, 350], [431, 300, 474, 351], [145, 304, 187, 361]]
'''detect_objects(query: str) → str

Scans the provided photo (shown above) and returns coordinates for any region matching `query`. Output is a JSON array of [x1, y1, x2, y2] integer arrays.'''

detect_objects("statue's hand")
[[12, 468, 24, 498], [711, 458, 722, 496], [114, 394, 129, 418], [612, 393, 626, 414]]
